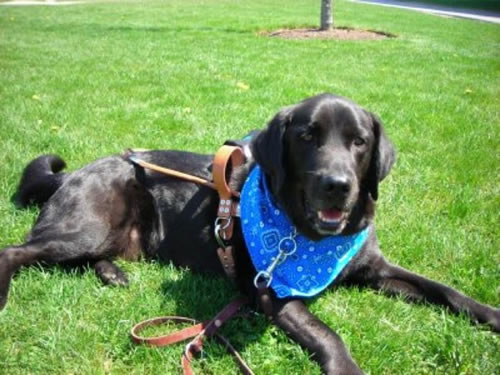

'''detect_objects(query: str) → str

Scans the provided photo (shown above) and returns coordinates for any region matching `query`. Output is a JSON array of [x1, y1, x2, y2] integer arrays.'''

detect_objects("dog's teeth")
[[318, 210, 344, 223]]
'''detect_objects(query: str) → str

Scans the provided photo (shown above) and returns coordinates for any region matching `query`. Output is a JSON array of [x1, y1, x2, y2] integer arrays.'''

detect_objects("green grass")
[[0, 0, 499, 374], [394, 0, 500, 12]]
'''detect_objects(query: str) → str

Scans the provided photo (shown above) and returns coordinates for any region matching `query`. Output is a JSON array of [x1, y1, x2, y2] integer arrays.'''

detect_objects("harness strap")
[[212, 146, 245, 281], [125, 146, 244, 281], [131, 297, 253, 375], [217, 245, 237, 280], [257, 283, 274, 317], [127, 154, 217, 191], [212, 145, 245, 239]]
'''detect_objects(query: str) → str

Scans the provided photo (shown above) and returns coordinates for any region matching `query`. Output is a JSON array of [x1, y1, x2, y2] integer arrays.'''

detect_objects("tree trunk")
[[320, 0, 333, 31]]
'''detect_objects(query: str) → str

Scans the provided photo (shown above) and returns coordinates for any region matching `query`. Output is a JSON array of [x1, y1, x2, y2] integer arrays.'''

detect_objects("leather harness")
[[125, 146, 254, 375], [212, 146, 245, 280]]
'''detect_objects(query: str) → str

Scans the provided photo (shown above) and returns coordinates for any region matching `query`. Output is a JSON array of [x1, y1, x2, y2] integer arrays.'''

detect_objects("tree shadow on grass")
[[41, 23, 253, 35], [106, 25, 252, 34]]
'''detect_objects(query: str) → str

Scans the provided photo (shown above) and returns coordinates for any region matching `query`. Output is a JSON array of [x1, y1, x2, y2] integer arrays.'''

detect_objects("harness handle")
[[212, 145, 245, 202]]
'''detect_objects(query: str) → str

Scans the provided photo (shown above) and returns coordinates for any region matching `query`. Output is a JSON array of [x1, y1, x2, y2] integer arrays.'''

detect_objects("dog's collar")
[[240, 166, 370, 298]]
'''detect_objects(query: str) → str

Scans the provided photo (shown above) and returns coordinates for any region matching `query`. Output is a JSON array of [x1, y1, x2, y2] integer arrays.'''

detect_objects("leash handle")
[[130, 316, 205, 347], [131, 297, 253, 375]]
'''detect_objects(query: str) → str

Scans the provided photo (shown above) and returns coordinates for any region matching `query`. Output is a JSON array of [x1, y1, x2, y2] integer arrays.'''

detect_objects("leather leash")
[[130, 297, 253, 375], [125, 146, 252, 374]]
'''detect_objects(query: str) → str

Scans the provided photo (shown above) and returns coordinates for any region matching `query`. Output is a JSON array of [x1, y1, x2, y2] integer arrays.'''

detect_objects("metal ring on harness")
[[214, 217, 232, 248]]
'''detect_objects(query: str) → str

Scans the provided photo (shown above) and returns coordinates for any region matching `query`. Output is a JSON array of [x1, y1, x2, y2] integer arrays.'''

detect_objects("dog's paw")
[[93, 260, 129, 287], [0, 249, 15, 311], [101, 271, 129, 287]]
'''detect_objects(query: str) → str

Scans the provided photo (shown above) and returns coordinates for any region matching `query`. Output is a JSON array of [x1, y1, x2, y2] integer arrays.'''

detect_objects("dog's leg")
[[93, 260, 129, 286], [362, 257, 500, 332], [0, 247, 20, 310], [0, 243, 64, 310], [271, 298, 363, 375], [0, 233, 126, 310], [0, 240, 91, 310]]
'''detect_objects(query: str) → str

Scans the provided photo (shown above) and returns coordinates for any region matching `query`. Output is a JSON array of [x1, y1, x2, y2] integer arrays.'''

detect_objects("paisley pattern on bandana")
[[240, 166, 370, 298]]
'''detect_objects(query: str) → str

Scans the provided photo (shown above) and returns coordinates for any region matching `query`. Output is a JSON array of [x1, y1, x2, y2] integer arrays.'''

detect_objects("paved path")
[[1, 0, 84, 5], [352, 0, 500, 24]]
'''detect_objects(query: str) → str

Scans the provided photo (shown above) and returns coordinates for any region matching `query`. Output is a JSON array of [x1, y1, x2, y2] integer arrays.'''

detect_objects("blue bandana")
[[240, 166, 370, 298]]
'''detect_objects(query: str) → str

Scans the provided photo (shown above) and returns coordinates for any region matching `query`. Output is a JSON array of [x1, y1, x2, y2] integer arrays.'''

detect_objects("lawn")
[[0, 0, 499, 374]]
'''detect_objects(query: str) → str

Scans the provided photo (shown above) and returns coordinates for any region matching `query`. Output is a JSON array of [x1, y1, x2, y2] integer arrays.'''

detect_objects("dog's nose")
[[320, 175, 351, 196]]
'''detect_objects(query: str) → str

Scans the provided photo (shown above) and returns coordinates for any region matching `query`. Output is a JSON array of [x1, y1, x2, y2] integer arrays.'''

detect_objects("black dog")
[[0, 93, 498, 374]]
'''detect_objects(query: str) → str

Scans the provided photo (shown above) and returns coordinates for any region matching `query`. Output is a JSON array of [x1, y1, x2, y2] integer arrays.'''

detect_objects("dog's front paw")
[[0, 249, 16, 311], [93, 260, 129, 287]]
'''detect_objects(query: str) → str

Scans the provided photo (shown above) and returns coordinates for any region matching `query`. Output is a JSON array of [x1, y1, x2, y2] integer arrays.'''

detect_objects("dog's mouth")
[[302, 192, 350, 236], [316, 207, 348, 234], [318, 208, 346, 226]]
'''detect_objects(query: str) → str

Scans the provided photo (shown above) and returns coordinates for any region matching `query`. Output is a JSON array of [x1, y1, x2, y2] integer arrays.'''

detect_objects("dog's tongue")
[[319, 208, 344, 222]]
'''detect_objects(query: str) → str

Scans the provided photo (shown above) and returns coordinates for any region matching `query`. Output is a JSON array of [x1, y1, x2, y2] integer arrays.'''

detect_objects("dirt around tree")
[[263, 27, 395, 40]]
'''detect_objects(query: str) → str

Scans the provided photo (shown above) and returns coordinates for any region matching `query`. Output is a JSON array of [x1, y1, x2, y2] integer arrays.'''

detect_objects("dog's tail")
[[16, 154, 67, 208]]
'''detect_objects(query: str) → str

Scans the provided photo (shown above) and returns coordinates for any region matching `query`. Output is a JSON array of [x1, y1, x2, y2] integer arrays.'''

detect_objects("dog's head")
[[251, 93, 395, 239]]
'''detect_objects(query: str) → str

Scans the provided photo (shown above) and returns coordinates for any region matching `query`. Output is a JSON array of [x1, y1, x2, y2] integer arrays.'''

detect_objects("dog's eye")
[[353, 137, 366, 146], [301, 131, 314, 142]]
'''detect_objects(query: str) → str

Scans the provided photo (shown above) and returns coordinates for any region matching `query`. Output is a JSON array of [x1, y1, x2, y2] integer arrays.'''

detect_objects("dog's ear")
[[250, 106, 294, 194], [367, 112, 396, 201]]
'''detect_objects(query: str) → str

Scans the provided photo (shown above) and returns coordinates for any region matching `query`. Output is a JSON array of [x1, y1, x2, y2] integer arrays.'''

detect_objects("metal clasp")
[[214, 217, 232, 249], [253, 228, 297, 289]]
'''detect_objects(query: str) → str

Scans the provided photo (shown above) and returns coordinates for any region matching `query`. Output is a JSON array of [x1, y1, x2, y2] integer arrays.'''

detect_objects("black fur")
[[1, 93, 498, 374], [16, 154, 67, 207]]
